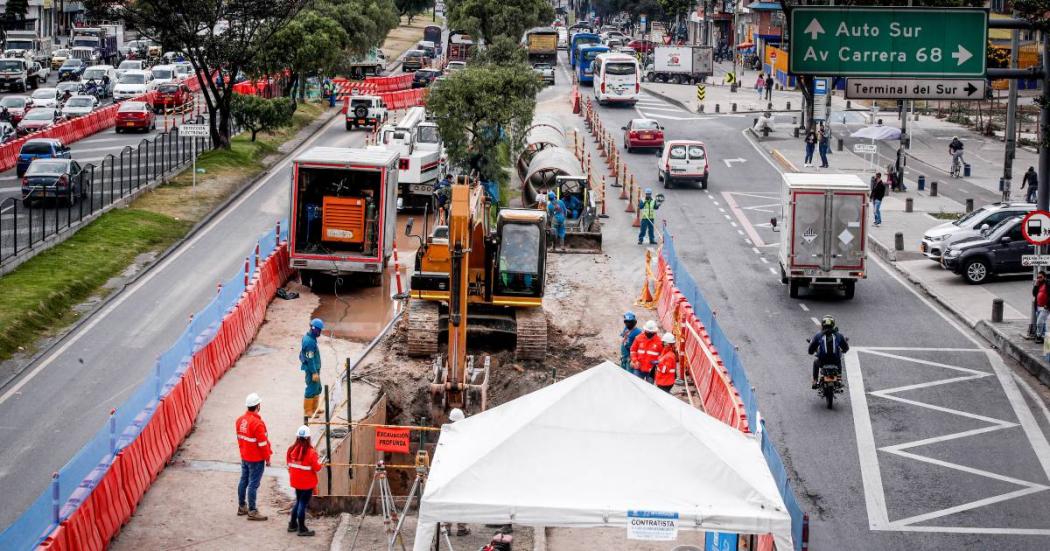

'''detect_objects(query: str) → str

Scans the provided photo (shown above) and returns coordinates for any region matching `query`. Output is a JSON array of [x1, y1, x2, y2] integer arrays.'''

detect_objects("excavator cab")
[[494, 210, 547, 297]]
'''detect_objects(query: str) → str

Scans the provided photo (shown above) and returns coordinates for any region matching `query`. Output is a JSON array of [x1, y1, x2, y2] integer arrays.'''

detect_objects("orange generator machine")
[[289, 147, 399, 285]]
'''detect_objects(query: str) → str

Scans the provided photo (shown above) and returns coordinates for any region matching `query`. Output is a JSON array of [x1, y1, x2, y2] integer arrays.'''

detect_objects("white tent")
[[412, 361, 794, 550]]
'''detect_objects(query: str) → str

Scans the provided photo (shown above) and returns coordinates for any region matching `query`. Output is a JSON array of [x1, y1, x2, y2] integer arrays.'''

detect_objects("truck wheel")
[[789, 280, 800, 298], [780, 267, 788, 285], [843, 280, 856, 300]]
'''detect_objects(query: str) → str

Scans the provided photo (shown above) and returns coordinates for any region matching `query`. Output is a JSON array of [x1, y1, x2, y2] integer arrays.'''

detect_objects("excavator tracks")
[[406, 300, 440, 357], [514, 307, 548, 361]]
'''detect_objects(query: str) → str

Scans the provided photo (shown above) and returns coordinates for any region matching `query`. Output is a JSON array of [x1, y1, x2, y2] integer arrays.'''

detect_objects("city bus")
[[576, 45, 609, 85], [591, 52, 640, 104], [570, 32, 600, 68]]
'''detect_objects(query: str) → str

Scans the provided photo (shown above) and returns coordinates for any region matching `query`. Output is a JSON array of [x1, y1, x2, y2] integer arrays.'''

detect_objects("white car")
[[657, 140, 710, 189], [920, 202, 1034, 260], [173, 62, 193, 80], [445, 61, 466, 74], [113, 70, 154, 100], [81, 65, 117, 97], [150, 64, 176, 85], [30, 87, 61, 108], [115, 59, 144, 80], [60, 94, 98, 118]]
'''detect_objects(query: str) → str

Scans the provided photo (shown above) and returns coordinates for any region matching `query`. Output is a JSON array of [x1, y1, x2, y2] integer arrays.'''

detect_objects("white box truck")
[[775, 173, 868, 300], [643, 45, 713, 84]]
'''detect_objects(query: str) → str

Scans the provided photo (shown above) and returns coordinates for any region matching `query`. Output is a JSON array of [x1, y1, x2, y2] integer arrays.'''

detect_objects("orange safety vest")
[[286, 445, 322, 490], [235, 411, 272, 463], [630, 332, 663, 373], [654, 349, 678, 387]]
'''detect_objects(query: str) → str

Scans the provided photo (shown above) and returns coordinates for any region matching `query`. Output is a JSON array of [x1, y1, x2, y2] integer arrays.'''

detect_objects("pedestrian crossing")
[[634, 95, 706, 121]]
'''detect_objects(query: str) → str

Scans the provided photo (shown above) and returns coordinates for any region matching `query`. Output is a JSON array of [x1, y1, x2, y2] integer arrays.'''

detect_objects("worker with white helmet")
[[286, 425, 322, 536], [654, 332, 679, 393], [235, 392, 272, 520], [629, 319, 663, 382]]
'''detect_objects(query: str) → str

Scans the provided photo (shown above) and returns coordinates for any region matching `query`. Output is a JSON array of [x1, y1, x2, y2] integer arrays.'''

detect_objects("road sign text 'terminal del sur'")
[[789, 7, 987, 78]]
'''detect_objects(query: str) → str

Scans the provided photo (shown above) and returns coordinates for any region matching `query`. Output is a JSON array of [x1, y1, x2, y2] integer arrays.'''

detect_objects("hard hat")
[[245, 393, 261, 408], [820, 315, 836, 330], [296, 425, 310, 438], [623, 311, 636, 322], [644, 320, 659, 332], [661, 332, 675, 344], [449, 408, 465, 422], [644, 187, 653, 195], [548, 191, 556, 199], [311, 318, 324, 330]]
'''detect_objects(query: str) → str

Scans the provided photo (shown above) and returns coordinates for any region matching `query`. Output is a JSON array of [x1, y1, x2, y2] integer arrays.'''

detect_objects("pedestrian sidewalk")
[[110, 283, 375, 550], [740, 109, 1050, 387]]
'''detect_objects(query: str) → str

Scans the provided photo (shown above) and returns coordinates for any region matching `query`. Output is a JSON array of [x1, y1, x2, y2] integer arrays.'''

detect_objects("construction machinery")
[[406, 176, 548, 413], [520, 146, 603, 254]]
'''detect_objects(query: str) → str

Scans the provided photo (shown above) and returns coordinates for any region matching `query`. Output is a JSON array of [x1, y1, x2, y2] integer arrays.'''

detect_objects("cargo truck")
[[3, 31, 51, 62], [289, 147, 399, 284], [348, 47, 386, 78], [446, 31, 475, 62], [523, 27, 559, 65], [774, 173, 868, 300], [71, 27, 119, 65], [643, 45, 714, 84], [372, 107, 443, 210]]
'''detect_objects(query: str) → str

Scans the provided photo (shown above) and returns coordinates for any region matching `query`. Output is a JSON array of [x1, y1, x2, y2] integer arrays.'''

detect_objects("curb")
[[0, 106, 341, 394], [328, 512, 352, 551], [641, 86, 693, 112], [533, 526, 548, 551], [974, 321, 1050, 387], [770, 149, 798, 172]]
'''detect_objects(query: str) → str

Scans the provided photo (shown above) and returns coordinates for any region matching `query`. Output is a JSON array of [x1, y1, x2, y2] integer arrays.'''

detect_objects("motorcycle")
[[82, 80, 104, 102], [817, 364, 845, 409]]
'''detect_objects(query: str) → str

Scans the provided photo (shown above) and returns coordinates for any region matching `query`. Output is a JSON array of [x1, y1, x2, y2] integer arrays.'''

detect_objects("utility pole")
[[1002, 12, 1020, 202]]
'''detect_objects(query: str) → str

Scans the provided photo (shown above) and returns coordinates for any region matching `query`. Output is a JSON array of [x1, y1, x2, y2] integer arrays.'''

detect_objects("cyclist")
[[948, 136, 965, 177]]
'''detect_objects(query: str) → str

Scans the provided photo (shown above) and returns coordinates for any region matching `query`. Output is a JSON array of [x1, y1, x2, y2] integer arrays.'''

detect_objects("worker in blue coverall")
[[564, 193, 583, 219], [546, 191, 567, 250], [638, 188, 660, 245], [300, 318, 324, 424], [620, 311, 642, 371]]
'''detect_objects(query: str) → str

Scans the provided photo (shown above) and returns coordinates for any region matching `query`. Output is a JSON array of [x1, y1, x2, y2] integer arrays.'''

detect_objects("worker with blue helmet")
[[300, 318, 325, 423], [620, 311, 641, 371], [546, 190, 567, 250]]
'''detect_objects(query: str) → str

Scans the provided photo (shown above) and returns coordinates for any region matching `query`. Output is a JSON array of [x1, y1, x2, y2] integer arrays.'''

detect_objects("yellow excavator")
[[405, 175, 548, 413]]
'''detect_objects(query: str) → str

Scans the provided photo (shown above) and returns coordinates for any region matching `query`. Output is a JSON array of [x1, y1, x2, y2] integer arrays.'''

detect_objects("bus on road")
[[576, 45, 609, 85], [570, 32, 600, 68], [592, 52, 640, 105]]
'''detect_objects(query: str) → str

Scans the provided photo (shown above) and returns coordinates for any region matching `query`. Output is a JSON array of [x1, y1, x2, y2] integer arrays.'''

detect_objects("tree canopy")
[[445, 0, 555, 44]]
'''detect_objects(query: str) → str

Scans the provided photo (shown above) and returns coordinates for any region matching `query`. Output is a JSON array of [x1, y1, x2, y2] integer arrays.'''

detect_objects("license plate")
[[671, 168, 686, 173], [411, 184, 433, 194], [640, 133, 652, 139], [920, 242, 927, 252], [357, 118, 367, 123]]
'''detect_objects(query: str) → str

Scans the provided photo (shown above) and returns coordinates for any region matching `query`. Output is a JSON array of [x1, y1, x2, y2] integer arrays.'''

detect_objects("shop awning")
[[748, 2, 782, 11]]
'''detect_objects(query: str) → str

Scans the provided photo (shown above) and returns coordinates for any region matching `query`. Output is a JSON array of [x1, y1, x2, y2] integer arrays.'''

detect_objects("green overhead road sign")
[[788, 7, 987, 78]]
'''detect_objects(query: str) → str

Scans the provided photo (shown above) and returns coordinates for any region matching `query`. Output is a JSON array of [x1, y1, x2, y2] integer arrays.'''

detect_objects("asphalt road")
[[0, 108, 363, 530], [580, 56, 1050, 549]]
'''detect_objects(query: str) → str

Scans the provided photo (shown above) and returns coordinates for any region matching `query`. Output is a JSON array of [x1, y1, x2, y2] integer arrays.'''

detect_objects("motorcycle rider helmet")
[[820, 315, 836, 331]]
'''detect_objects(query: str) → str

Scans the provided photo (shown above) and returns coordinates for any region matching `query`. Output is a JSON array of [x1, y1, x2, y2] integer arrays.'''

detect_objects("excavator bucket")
[[551, 186, 603, 254], [555, 224, 603, 254]]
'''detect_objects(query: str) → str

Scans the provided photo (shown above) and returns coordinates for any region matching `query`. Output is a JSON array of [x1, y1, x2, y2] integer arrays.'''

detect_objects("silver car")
[[921, 202, 1033, 261], [60, 95, 98, 118]]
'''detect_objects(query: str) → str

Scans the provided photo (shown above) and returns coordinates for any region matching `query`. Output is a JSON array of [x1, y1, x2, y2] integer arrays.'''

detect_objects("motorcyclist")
[[61, 89, 73, 105], [948, 136, 965, 172], [808, 315, 849, 389]]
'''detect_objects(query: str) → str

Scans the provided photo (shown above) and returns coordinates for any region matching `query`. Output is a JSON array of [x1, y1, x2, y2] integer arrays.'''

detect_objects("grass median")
[[0, 100, 331, 365]]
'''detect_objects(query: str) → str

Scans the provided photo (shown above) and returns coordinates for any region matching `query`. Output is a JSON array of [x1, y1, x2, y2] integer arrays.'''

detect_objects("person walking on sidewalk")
[[286, 425, 322, 536], [653, 333, 679, 393], [817, 123, 830, 168], [754, 74, 764, 100], [300, 318, 324, 425], [764, 74, 774, 101], [630, 320, 663, 382], [638, 188, 660, 245], [803, 129, 816, 167], [1033, 271, 1048, 343], [1022, 167, 1038, 204], [870, 172, 886, 227], [236, 393, 272, 521], [620, 311, 642, 371]]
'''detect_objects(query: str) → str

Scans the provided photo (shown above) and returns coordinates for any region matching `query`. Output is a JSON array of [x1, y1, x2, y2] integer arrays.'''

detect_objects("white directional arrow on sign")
[[951, 45, 973, 66], [723, 158, 747, 168], [804, 18, 825, 40]]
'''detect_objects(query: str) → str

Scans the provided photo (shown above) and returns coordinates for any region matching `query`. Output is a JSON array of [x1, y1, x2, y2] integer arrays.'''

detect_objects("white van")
[[81, 65, 117, 97], [591, 53, 639, 105]]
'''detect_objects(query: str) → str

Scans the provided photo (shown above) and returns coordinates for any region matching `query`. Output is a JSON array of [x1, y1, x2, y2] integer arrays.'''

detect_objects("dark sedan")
[[58, 58, 85, 81], [21, 158, 91, 207], [412, 69, 442, 88]]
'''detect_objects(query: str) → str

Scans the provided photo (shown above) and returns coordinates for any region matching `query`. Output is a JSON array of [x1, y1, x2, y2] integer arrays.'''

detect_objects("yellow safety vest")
[[641, 199, 656, 221]]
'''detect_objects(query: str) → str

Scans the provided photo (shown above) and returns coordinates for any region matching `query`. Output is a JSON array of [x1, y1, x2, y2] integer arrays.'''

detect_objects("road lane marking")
[[799, 303, 809, 312], [722, 191, 768, 247], [769, 267, 778, 276], [0, 113, 349, 405], [810, 317, 820, 326], [759, 256, 768, 263], [1014, 371, 1050, 427], [730, 221, 738, 228], [723, 214, 731, 220], [718, 207, 725, 213], [752, 247, 760, 254]]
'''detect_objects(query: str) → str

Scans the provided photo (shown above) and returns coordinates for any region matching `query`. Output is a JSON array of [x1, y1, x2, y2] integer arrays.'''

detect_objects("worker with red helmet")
[[236, 392, 272, 520], [653, 332, 679, 393], [630, 320, 663, 383]]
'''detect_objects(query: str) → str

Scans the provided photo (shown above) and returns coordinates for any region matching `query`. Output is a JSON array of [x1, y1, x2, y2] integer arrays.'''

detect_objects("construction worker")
[[637, 188, 660, 245], [546, 191, 567, 250], [300, 318, 324, 424], [620, 311, 641, 371], [236, 393, 272, 520], [654, 333, 679, 393], [287, 425, 322, 536], [630, 320, 663, 382]]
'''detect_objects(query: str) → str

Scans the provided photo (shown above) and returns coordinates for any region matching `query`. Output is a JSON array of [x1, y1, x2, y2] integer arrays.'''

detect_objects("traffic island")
[[976, 319, 1050, 387]]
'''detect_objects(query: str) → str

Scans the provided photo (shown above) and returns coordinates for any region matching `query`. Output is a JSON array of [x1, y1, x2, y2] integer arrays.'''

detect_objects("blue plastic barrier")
[[0, 222, 288, 550]]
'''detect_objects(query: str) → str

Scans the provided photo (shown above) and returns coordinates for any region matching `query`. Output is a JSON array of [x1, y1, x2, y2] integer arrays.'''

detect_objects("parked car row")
[[921, 202, 1037, 284]]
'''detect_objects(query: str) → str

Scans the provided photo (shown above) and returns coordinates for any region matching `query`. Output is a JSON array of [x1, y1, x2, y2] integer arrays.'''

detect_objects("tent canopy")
[[412, 362, 794, 550]]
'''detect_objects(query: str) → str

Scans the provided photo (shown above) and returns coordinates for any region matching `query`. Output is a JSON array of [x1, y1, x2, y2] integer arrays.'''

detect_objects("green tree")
[[322, 0, 401, 57], [4, 0, 28, 21], [446, 0, 554, 44], [426, 64, 540, 183], [471, 35, 528, 66], [396, 0, 431, 23], [232, 95, 298, 141], [255, 11, 349, 99]]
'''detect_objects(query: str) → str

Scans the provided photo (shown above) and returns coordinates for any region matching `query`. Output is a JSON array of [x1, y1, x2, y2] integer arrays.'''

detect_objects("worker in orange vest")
[[654, 332, 679, 393], [286, 425, 322, 536], [236, 392, 272, 520], [630, 320, 663, 383]]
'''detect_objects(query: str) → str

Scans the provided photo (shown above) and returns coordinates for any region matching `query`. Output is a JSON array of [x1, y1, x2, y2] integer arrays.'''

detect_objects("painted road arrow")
[[723, 158, 747, 168]]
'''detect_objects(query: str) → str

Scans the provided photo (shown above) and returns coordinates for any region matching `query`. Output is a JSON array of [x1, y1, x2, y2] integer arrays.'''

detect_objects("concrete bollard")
[[731, 82, 738, 92], [895, 232, 904, 251], [762, 126, 770, 137], [791, 116, 797, 126], [837, 137, 844, 151], [794, 127, 800, 138], [767, 102, 773, 110], [699, 104, 705, 112], [966, 198, 974, 213], [715, 104, 720, 113], [846, 100, 851, 109], [930, 181, 938, 197], [906, 197, 913, 212], [991, 298, 1004, 323], [732, 103, 737, 112], [787, 101, 791, 110]]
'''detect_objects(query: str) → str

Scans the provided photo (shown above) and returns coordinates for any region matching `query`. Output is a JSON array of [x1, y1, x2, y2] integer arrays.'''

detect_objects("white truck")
[[372, 106, 444, 209], [774, 173, 868, 300], [643, 45, 713, 85], [288, 147, 400, 285], [3, 30, 51, 62]]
